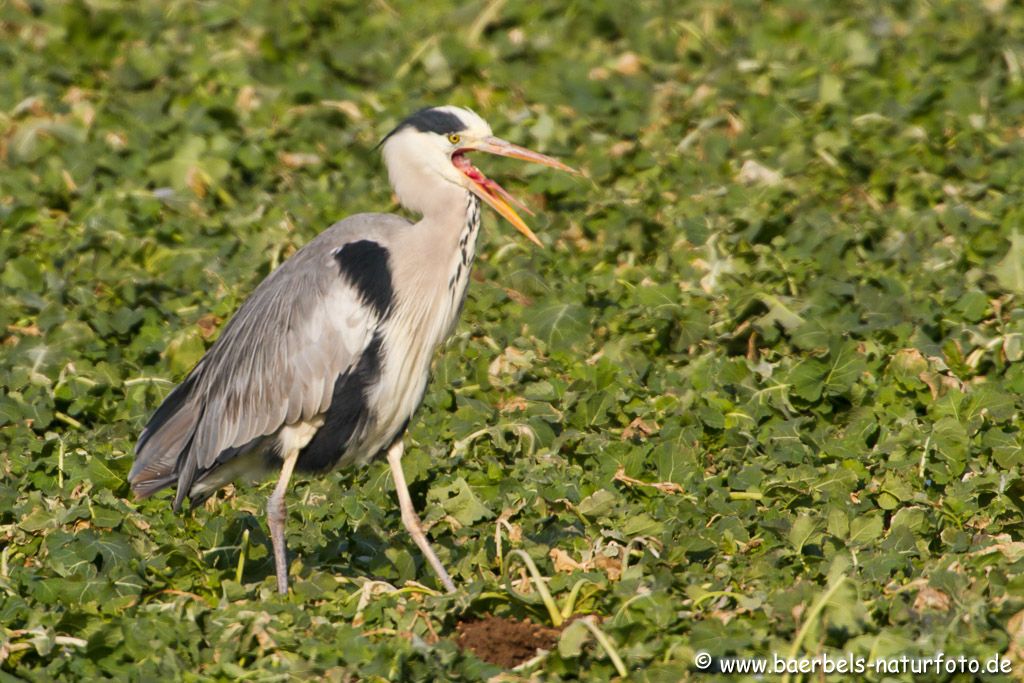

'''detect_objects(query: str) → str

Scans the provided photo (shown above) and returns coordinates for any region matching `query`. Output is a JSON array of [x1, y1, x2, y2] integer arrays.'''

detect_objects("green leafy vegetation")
[[3, 0, 1024, 679]]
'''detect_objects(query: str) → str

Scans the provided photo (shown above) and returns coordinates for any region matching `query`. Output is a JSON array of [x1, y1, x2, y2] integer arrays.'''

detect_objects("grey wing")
[[129, 213, 408, 508]]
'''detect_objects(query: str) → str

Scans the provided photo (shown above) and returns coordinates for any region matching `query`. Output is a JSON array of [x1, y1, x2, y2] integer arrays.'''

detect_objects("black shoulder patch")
[[334, 240, 394, 318], [296, 332, 384, 472], [379, 107, 467, 146]]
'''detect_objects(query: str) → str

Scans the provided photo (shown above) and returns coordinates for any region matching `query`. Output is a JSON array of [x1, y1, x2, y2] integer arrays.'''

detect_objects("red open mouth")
[[451, 151, 534, 216], [448, 137, 576, 247]]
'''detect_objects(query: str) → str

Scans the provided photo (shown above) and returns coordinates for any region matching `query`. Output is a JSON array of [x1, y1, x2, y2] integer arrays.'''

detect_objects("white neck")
[[380, 128, 483, 318], [396, 173, 467, 221]]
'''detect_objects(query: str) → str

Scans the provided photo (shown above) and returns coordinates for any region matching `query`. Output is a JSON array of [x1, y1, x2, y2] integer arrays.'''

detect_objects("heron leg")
[[267, 447, 300, 594], [386, 440, 456, 593]]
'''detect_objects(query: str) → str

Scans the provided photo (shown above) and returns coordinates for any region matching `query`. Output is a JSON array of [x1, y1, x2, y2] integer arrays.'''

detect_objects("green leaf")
[[523, 302, 591, 349], [993, 232, 1024, 294], [827, 507, 849, 539], [890, 507, 926, 532], [932, 416, 968, 463], [848, 514, 883, 545], [758, 294, 806, 332], [621, 513, 663, 536], [558, 619, 590, 658], [86, 455, 124, 491], [822, 342, 866, 397], [819, 73, 844, 105], [427, 478, 494, 527], [578, 489, 617, 518], [788, 515, 820, 553], [788, 359, 827, 402]]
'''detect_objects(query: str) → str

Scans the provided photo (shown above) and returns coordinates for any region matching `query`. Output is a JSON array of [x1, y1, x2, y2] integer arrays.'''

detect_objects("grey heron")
[[129, 106, 575, 594]]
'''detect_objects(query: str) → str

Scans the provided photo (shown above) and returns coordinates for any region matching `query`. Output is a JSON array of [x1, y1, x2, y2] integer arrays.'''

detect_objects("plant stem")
[[503, 549, 563, 627]]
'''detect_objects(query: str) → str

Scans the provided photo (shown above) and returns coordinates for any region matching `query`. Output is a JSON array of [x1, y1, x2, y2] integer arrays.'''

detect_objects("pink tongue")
[[453, 153, 534, 215], [452, 153, 481, 179]]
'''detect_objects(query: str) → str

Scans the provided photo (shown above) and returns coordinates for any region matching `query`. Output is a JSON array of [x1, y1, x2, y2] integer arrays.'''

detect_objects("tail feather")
[[130, 372, 203, 501], [130, 473, 180, 499]]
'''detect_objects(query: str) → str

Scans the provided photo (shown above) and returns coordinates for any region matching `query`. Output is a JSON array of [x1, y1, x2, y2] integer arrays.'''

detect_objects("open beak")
[[451, 136, 577, 247]]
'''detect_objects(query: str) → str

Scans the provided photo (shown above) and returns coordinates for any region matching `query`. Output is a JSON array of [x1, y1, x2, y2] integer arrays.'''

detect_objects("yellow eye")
[[447, 133, 461, 145]]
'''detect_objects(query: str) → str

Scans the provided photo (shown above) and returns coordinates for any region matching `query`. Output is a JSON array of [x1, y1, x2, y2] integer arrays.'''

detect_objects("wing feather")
[[129, 213, 410, 505]]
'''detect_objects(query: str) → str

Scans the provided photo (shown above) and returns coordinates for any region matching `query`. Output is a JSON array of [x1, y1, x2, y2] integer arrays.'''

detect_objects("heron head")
[[380, 106, 576, 246]]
